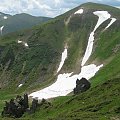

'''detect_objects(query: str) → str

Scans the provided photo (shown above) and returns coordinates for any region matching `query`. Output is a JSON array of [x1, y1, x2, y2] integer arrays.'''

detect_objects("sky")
[[0, 0, 120, 17]]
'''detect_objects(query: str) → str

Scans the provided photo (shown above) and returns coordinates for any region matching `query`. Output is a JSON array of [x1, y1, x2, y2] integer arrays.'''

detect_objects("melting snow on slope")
[[93, 11, 111, 32], [81, 11, 111, 66], [4, 16, 8, 19], [105, 18, 116, 30], [29, 11, 116, 100], [57, 48, 67, 73], [18, 84, 23, 88], [29, 64, 103, 99], [0, 26, 4, 35], [74, 9, 83, 14], [24, 43, 29, 47], [17, 40, 29, 47], [18, 40, 22, 43]]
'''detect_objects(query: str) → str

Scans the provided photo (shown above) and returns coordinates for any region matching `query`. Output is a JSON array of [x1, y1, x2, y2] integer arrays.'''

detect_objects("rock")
[[30, 98, 38, 113], [23, 94, 29, 110], [73, 78, 91, 94]]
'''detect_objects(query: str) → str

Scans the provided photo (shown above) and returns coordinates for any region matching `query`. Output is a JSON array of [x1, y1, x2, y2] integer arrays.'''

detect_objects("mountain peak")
[[80, 2, 119, 10]]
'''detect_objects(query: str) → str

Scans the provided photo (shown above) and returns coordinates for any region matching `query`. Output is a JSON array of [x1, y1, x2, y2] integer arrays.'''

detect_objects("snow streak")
[[105, 18, 116, 30], [18, 84, 23, 88], [81, 11, 111, 66], [29, 10, 116, 100], [0, 26, 4, 35], [57, 48, 67, 73]]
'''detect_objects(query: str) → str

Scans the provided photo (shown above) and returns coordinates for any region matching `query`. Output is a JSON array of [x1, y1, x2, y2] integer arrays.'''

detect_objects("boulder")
[[74, 78, 91, 94]]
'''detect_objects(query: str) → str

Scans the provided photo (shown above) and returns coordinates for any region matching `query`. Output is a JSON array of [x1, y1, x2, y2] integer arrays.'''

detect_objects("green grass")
[[0, 2, 119, 91], [91, 52, 120, 87], [18, 78, 120, 120], [91, 25, 120, 61], [0, 2, 120, 120]]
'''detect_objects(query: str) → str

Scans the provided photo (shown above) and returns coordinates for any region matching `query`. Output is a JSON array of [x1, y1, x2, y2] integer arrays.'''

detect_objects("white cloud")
[[0, 0, 119, 17], [55, 0, 61, 6], [30, 0, 51, 10]]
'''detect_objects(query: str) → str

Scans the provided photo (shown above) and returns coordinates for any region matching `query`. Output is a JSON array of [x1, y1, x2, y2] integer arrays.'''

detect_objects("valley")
[[0, 2, 120, 120]]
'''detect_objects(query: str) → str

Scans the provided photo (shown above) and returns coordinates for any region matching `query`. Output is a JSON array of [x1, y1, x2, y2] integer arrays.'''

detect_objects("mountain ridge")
[[0, 2, 120, 119], [0, 12, 51, 35], [0, 2, 119, 89], [0, 2, 119, 90]]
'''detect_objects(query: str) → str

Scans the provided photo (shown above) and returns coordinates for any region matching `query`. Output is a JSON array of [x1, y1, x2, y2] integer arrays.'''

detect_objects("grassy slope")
[[19, 78, 119, 120], [88, 4, 120, 87], [23, 3, 120, 119], [0, 2, 120, 120], [1, 78, 119, 120], [0, 3, 98, 90]]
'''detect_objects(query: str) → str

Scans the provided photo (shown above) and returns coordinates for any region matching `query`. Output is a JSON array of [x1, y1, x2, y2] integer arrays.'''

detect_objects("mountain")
[[0, 12, 51, 35], [0, 2, 120, 119]]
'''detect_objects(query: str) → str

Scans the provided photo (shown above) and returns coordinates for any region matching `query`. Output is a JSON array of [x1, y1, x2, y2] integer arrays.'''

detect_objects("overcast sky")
[[0, 0, 120, 17]]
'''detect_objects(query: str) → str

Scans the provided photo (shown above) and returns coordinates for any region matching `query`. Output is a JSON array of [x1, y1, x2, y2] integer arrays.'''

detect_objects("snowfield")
[[74, 9, 84, 14], [29, 10, 116, 100], [29, 64, 103, 99]]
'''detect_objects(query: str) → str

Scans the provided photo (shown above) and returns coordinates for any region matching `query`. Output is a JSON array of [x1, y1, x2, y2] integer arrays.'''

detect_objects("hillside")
[[0, 12, 51, 35], [0, 2, 120, 119], [21, 78, 120, 120]]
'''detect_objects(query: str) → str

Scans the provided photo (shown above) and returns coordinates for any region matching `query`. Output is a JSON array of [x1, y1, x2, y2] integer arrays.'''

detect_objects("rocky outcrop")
[[73, 78, 91, 94]]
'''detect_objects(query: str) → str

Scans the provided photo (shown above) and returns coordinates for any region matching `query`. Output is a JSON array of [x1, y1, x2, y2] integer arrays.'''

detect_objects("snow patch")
[[18, 84, 23, 88], [81, 32, 94, 66], [57, 48, 67, 73], [81, 11, 111, 66], [3, 16, 8, 19], [29, 64, 103, 99], [0, 26, 4, 35], [93, 11, 111, 32], [74, 9, 83, 14], [105, 18, 116, 30], [24, 43, 29, 47], [18, 40, 22, 43], [80, 64, 103, 79], [17, 40, 29, 47]]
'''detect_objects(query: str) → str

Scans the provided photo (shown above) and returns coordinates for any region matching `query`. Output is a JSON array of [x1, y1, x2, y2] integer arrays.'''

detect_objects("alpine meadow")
[[0, 2, 120, 120]]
